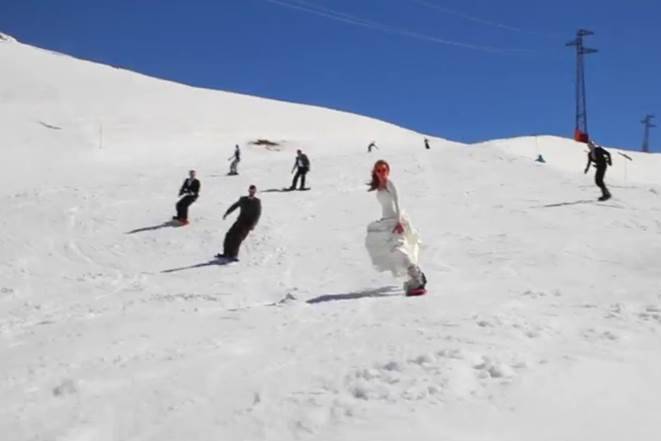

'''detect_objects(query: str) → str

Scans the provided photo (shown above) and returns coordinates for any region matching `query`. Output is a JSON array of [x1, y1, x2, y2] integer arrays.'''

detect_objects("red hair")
[[368, 160, 390, 191]]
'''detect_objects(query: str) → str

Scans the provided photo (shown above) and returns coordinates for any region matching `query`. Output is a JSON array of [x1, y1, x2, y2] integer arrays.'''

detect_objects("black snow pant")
[[223, 221, 252, 258], [291, 167, 309, 189], [176, 195, 197, 221], [595, 166, 610, 197]]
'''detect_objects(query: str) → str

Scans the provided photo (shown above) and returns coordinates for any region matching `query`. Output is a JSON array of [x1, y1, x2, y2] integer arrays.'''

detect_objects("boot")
[[404, 265, 427, 296]]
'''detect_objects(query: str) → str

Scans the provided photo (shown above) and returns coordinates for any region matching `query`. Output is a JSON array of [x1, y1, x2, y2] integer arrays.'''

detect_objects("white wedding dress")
[[365, 180, 421, 277]]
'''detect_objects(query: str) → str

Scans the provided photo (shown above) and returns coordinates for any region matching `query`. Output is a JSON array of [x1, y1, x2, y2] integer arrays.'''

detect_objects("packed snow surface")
[[2, 34, 661, 441]]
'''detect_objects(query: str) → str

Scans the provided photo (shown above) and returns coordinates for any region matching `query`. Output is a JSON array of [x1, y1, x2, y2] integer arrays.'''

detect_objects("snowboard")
[[405, 272, 427, 297], [214, 254, 239, 264], [405, 287, 427, 297], [282, 187, 311, 192]]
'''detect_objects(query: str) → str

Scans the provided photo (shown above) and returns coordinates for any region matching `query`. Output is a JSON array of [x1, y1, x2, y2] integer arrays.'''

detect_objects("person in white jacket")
[[365, 160, 427, 296]]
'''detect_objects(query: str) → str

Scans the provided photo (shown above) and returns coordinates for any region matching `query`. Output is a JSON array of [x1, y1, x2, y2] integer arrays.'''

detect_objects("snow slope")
[[481, 135, 661, 186], [2, 35, 661, 441]]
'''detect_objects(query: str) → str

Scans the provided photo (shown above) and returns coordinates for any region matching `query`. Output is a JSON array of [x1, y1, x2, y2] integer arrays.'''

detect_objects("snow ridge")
[[0, 32, 16, 43]]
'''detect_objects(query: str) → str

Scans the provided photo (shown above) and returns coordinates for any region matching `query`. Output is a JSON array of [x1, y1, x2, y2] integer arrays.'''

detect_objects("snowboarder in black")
[[584, 140, 612, 201], [174, 170, 200, 224], [424, 138, 430, 150], [367, 141, 378, 153], [216, 185, 261, 261], [290, 149, 310, 190], [228, 144, 240, 175]]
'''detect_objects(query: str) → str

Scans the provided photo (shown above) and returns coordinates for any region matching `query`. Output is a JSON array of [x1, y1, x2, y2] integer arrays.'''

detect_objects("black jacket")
[[179, 178, 200, 198], [225, 196, 261, 228], [293, 154, 310, 171], [585, 147, 612, 171]]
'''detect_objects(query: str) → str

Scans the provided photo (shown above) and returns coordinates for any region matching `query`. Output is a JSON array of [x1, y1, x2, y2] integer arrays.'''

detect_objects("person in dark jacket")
[[584, 140, 612, 201], [173, 170, 200, 224], [228, 144, 240, 175], [289, 149, 310, 190], [216, 185, 261, 261], [424, 138, 430, 150]]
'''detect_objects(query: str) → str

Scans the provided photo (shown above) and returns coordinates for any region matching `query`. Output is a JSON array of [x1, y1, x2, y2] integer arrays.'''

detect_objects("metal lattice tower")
[[641, 114, 656, 153], [566, 29, 598, 142]]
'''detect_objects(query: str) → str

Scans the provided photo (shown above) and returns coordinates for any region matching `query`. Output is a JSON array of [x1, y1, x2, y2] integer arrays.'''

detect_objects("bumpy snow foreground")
[[2, 35, 661, 441]]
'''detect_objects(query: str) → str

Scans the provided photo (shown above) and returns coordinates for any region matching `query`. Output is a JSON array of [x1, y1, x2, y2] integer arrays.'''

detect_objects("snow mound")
[[0, 32, 16, 43]]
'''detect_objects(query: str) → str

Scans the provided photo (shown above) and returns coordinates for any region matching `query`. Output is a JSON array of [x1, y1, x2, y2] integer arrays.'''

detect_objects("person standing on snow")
[[584, 140, 612, 201], [216, 185, 261, 261], [365, 160, 427, 296], [424, 138, 431, 150], [173, 169, 200, 225], [228, 144, 241, 175], [290, 149, 310, 190]]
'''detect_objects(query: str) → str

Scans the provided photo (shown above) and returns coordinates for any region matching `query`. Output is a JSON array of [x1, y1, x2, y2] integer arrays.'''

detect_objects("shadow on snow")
[[538, 199, 595, 208], [262, 188, 295, 193], [306, 286, 400, 304], [535, 199, 624, 209], [161, 259, 231, 273], [126, 220, 182, 234]]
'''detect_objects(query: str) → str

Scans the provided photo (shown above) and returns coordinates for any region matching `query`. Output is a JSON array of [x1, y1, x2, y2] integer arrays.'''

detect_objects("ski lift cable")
[[269, 0, 532, 54], [266, 0, 382, 30], [409, 0, 566, 39], [411, 0, 522, 33], [289, 0, 539, 54], [287, 0, 546, 48], [264, 0, 535, 55], [286, 0, 384, 27]]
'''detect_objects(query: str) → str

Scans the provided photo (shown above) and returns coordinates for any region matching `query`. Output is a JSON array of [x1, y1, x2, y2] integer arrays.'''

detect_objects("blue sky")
[[2, 0, 659, 151]]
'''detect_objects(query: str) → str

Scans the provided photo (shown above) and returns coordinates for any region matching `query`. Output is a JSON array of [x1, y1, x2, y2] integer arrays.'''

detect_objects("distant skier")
[[228, 144, 240, 175], [173, 170, 200, 225], [216, 185, 261, 261], [367, 141, 378, 153], [365, 160, 426, 296], [290, 149, 310, 190], [584, 140, 612, 201], [424, 138, 430, 150]]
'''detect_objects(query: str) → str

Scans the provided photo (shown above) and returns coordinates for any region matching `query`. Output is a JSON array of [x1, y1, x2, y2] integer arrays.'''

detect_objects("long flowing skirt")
[[365, 213, 420, 277]]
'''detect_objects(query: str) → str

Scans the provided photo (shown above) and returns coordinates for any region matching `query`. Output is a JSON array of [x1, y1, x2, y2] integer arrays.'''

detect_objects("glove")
[[392, 222, 404, 234]]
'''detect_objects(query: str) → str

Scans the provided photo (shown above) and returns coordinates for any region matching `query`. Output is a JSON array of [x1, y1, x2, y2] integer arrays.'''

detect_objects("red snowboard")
[[406, 287, 427, 297]]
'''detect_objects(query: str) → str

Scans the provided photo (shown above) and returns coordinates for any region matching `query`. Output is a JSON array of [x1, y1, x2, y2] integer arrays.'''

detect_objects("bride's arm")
[[387, 180, 404, 225]]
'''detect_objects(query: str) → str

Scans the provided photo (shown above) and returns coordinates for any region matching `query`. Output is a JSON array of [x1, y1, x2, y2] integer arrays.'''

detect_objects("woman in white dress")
[[365, 160, 427, 295]]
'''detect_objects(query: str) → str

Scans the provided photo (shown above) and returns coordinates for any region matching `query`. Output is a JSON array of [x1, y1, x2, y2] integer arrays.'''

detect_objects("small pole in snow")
[[617, 151, 633, 181], [534, 135, 545, 163], [624, 157, 627, 181]]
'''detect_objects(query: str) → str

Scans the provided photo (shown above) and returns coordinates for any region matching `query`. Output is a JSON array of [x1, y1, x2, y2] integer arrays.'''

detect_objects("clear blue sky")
[[2, 0, 659, 151]]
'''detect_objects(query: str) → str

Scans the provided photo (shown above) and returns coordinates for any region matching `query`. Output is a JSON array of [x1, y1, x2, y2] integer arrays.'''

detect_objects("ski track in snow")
[[1, 36, 661, 441]]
